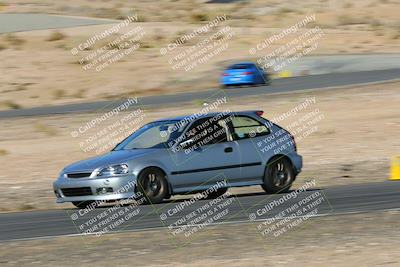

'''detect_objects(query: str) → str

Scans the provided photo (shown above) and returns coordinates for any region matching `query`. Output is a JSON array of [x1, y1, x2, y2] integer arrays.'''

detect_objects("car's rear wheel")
[[205, 187, 228, 199], [262, 157, 294, 194], [137, 167, 168, 204], [72, 201, 97, 209]]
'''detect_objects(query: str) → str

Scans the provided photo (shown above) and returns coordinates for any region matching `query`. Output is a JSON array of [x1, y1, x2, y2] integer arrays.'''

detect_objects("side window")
[[231, 116, 270, 140], [185, 117, 229, 147]]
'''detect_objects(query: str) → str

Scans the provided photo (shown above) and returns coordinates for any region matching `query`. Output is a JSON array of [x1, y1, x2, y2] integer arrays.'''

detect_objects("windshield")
[[113, 120, 187, 150]]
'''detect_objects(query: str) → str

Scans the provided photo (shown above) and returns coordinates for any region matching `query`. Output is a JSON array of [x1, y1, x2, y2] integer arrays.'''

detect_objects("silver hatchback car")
[[54, 110, 302, 208]]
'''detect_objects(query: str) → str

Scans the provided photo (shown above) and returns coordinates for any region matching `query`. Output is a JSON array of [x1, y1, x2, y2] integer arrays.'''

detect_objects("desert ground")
[[1, 209, 400, 266], [0, 0, 399, 109], [1, 1, 399, 266], [0, 81, 398, 212]]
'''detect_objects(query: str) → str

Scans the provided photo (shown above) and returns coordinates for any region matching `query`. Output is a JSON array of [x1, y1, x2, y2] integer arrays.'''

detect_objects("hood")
[[63, 149, 156, 173]]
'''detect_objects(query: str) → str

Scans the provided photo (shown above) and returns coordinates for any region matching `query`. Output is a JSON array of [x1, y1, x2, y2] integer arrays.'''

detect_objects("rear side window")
[[229, 64, 252, 70], [231, 116, 270, 140], [186, 117, 228, 147]]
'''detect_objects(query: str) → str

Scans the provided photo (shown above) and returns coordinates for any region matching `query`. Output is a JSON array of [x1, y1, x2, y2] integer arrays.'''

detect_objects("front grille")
[[62, 187, 93, 196], [66, 173, 92, 178]]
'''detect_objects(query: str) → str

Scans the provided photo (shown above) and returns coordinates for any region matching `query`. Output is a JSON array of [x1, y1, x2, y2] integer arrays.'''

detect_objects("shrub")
[[1, 100, 21, 109], [46, 31, 66, 42], [34, 123, 58, 136], [337, 15, 368, 26], [277, 7, 295, 14], [5, 34, 25, 46], [53, 89, 66, 99], [0, 149, 8, 156], [190, 13, 209, 22], [72, 89, 86, 98], [95, 7, 124, 19]]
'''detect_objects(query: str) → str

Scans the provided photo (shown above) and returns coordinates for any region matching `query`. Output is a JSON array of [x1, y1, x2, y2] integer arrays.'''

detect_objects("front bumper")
[[53, 175, 137, 203]]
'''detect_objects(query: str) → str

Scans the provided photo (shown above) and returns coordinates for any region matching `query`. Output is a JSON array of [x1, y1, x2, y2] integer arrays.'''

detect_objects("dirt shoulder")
[[0, 81, 398, 212], [1, 209, 400, 266]]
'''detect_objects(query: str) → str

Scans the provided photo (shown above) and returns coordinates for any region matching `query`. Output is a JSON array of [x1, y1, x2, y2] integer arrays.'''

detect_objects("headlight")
[[60, 170, 67, 178], [96, 164, 129, 177]]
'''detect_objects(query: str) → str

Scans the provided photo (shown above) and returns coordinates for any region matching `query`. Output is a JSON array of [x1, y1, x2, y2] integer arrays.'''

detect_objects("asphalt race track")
[[0, 14, 114, 34], [1, 181, 399, 242], [0, 68, 399, 119]]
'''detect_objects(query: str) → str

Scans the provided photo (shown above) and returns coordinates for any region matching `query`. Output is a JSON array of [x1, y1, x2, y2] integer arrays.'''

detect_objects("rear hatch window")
[[229, 64, 251, 70]]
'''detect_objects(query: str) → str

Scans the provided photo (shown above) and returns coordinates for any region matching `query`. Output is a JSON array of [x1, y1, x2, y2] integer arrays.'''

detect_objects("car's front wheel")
[[262, 157, 294, 194], [137, 167, 169, 204]]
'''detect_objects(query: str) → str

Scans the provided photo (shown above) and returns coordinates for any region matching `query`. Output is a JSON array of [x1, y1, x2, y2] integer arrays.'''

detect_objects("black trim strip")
[[174, 177, 262, 189], [171, 162, 262, 175]]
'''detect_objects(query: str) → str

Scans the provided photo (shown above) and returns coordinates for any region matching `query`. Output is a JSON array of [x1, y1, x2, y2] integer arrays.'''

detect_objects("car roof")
[[156, 110, 263, 122]]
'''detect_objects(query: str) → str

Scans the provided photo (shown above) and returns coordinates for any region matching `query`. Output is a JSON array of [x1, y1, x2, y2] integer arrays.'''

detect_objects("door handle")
[[224, 147, 233, 153]]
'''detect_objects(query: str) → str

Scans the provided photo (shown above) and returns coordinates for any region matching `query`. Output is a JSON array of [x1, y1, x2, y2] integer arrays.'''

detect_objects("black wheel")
[[205, 187, 228, 199], [72, 201, 97, 209], [137, 167, 168, 204], [260, 79, 270, 86], [262, 157, 294, 194]]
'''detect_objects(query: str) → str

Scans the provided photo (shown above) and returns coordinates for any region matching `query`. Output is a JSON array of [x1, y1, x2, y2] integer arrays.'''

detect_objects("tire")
[[260, 79, 270, 86], [136, 167, 169, 204], [262, 157, 294, 194], [72, 201, 97, 209], [205, 187, 228, 199]]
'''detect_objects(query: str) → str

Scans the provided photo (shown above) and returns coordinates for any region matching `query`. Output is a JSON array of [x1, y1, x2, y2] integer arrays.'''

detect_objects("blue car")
[[54, 110, 302, 208], [220, 62, 269, 88]]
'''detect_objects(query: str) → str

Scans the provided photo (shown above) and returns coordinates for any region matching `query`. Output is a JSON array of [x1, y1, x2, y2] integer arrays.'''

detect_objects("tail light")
[[255, 110, 264, 116], [243, 71, 253, 75], [223, 73, 229, 76]]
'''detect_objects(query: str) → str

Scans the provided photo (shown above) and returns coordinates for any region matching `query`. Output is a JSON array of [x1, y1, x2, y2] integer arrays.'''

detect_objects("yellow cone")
[[278, 70, 293, 78], [390, 156, 400, 180]]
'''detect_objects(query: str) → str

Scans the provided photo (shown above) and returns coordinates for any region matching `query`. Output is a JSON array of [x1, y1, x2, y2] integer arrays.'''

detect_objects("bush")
[[53, 89, 66, 99], [34, 123, 58, 136], [1, 100, 21, 109], [337, 15, 368, 26], [277, 7, 295, 14], [95, 7, 124, 19], [190, 13, 209, 22], [46, 31, 66, 42], [5, 34, 25, 46], [72, 89, 86, 99], [0, 149, 8, 156]]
